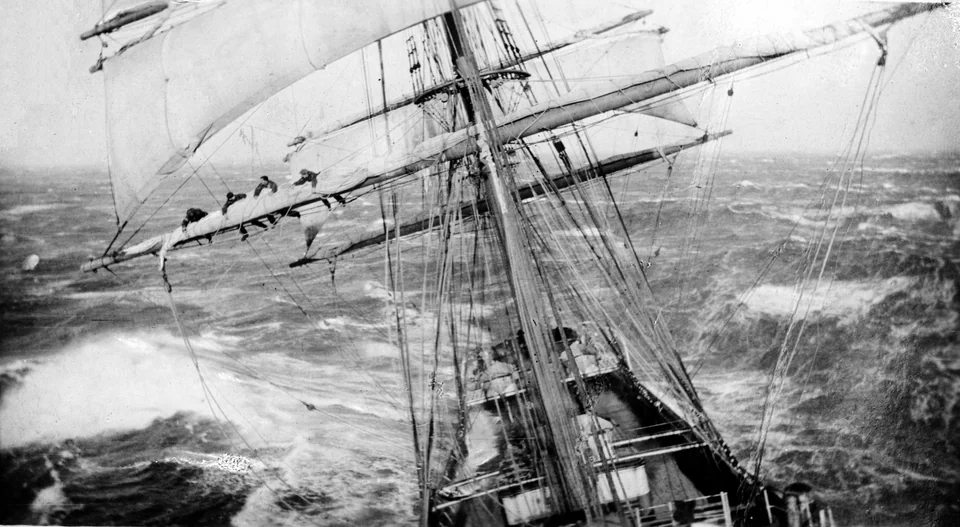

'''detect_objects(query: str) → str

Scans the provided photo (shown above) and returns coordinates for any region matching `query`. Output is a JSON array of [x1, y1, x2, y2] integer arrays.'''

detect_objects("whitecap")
[[359, 341, 400, 359], [880, 202, 942, 222], [0, 332, 255, 447], [743, 277, 916, 321], [1, 204, 60, 216], [322, 315, 387, 330], [29, 459, 70, 523]]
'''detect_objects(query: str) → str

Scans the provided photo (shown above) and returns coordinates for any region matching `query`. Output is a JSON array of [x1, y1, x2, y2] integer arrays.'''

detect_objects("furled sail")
[[81, 113, 702, 273], [100, 0, 483, 227], [80, 0, 169, 42], [295, 131, 730, 265]]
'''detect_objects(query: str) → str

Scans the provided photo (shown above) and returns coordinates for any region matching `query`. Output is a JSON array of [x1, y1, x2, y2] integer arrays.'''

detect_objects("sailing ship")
[[78, 1, 944, 525]]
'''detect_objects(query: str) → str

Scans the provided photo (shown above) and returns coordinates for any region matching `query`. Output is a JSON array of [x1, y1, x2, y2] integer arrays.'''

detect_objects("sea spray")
[[0, 332, 211, 447]]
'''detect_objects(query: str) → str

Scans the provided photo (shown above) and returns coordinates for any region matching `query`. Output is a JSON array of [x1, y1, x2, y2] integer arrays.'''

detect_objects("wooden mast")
[[444, 1, 596, 521]]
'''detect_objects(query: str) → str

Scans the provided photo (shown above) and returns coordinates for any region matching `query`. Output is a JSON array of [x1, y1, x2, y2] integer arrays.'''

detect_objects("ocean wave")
[[0, 331, 260, 448], [231, 432, 416, 526], [159, 453, 256, 474], [322, 315, 390, 330], [855, 223, 903, 237], [59, 286, 214, 307], [0, 231, 48, 246], [750, 199, 953, 231], [725, 203, 764, 216], [553, 226, 604, 238], [871, 153, 908, 160], [629, 197, 681, 204], [731, 180, 810, 191], [0, 360, 32, 400], [860, 166, 960, 176], [878, 202, 945, 222], [359, 341, 400, 359], [742, 277, 916, 320], [0, 204, 61, 216], [363, 280, 393, 300], [0, 414, 257, 526], [0, 337, 199, 447], [757, 208, 838, 229], [29, 456, 71, 524]]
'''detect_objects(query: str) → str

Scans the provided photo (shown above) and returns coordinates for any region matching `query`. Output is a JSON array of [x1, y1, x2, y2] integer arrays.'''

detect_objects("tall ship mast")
[[77, 1, 945, 525]]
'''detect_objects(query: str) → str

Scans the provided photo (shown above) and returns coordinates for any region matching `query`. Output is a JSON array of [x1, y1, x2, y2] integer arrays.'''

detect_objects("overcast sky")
[[1, 0, 958, 169]]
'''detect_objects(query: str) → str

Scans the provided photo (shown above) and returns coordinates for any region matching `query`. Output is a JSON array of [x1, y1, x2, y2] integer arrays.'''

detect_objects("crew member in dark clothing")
[[181, 208, 208, 231], [294, 168, 318, 187], [294, 168, 347, 209], [221, 192, 246, 215], [253, 175, 278, 197]]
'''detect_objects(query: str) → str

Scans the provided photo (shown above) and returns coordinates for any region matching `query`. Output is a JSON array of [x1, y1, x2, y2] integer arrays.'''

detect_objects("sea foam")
[[743, 277, 915, 320], [0, 332, 216, 447], [880, 202, 943, 222], [29, 457, 70, 524]]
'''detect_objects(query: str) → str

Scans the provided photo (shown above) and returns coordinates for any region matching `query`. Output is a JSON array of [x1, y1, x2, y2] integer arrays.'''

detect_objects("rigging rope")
[[380, 191, 425, 491], [244, 235, 407, 411], [749, 46, 890, 481], [115, 99, 268, 250], [670, 82, 733, 311], [159, 270, 327, 526]]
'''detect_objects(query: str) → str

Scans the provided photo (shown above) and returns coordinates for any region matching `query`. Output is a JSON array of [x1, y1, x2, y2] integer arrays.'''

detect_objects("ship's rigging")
[[79, 2, 946, 526]]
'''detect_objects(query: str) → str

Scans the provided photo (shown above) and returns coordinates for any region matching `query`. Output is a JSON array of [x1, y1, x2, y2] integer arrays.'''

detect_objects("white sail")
[[102, 0, 483, 226], [289, 3, 930, 188], [290, 18, 695, 169], [83, 3, 934, 274], [296, 9, 658, 139], [522, 25, 697, 127]]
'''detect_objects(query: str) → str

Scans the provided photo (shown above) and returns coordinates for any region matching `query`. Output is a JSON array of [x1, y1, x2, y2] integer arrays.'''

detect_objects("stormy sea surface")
[[1, 152, 957, 526]]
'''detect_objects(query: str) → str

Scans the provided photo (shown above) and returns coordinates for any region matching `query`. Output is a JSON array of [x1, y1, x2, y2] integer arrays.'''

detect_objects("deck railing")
[[625, 492, 734, 527]]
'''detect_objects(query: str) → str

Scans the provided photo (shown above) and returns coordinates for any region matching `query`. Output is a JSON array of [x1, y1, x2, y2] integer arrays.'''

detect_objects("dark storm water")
[[0, 152, 957, 526]]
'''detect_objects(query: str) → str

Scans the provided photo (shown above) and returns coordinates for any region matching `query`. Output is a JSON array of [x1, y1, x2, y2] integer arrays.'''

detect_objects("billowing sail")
[[522, 24, 696, 127], [289, 17, 694, 169], [289, 3, 933, 186], [294, 10, 685, 142], [83, 3, 935, 274], [101, 0, 483, 226], [290, 6, 929, 183]]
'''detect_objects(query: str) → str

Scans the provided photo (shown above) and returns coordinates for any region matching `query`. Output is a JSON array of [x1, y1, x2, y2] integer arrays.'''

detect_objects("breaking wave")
[[0, 332, 218, 448]]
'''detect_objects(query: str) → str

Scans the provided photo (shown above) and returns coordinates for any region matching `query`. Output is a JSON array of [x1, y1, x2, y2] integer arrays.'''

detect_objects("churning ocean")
[[1, 152, 958, 526]]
